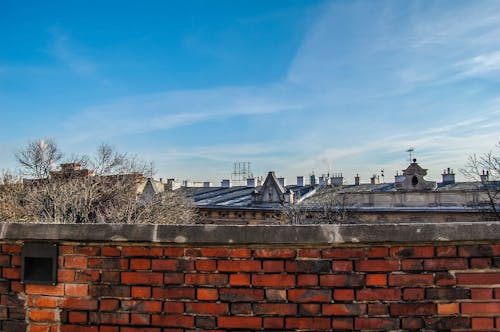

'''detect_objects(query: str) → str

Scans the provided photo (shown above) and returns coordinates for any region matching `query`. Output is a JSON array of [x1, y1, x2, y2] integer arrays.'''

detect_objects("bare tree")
[[282, 186, 350, 224], [1, 140, 196, 224], [461, 142, 500, 219], [15, 138, 63, 179]]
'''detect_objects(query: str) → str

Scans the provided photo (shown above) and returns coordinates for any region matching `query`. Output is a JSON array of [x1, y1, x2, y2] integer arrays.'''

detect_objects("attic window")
[[412, 176, 419, 187]]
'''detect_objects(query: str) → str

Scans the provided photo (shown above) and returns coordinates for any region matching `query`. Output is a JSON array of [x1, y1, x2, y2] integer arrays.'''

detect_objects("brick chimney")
[[441, 168, 455, 185]]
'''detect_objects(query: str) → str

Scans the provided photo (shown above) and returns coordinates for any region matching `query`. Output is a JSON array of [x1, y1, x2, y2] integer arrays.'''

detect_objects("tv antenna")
[[406, 147, 415, 162], [231, 162, 253, 184]]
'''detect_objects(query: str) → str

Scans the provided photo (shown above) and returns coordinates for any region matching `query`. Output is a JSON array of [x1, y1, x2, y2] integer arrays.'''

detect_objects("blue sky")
[[1, 0, 500, 184]]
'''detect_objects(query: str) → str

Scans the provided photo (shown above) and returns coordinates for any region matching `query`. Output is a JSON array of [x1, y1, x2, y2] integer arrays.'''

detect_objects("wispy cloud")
[[50, 30, 97, 77]]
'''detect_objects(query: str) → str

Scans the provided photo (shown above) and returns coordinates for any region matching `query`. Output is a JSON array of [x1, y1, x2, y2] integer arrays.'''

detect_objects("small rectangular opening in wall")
[[21, 242, 58, 285]]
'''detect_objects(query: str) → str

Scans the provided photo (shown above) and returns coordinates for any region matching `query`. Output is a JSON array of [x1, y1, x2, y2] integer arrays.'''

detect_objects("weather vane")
[[406, 147, 415, 162]]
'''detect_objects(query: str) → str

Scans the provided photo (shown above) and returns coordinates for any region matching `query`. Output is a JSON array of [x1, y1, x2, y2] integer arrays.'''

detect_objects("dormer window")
[[412, 176, 419, 187]]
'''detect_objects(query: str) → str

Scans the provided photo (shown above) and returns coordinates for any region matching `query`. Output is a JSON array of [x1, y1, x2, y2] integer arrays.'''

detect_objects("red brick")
[[366, 274, 387, 286], [456, 272, 500, 285], [74, 246, 99, 255], [263, 317, 284, 329], [61, 326, 98, 332], [2, 244, 22, 253], [122, 247, 162, 257], [436, 245, 456, 257], [390, 246, 434, 258], [75, 270, 100, 282], [332, 260, 353, 272], [229, 248, 251, 258], [68, 312, 87, 323], [90, 312, 129, 325], [472, 257, 491, 268], [28, 325, 53, 332], [58, 246, 74, 254], [357, 288, 400, 301], [355, 318, 399, 330], [185, 273, 227, 286], [99, 327, 120, 332], [130, 258, 151, 270], [471, 288, 493, 300], [356, 260, 399, 272], [218, 316, 262, 329], [64, 284, 88, 297], [152, 287, 195, 300], [101, 271, 120, 283], [472, 317, 494, 330], [164, 302, 184, 313], [130, 313, 150, 325], [368, 303, 388, 315], [389, 273, 434, 286], [391, 303, 435, 316], [31, 296, 58, 308], [199, 248, 229, 257], [332, 317, 353, 330], [254, 248, 296, 258], [132, 286, 151, 298], [230, 302, 252, 315], [297, 274, 318, 286], [218, 260, 261, 272], [402, 317, 424, 330], [402, 259, 423, 271], [286, 317, 330, 330], [101, 247, 121, 256], [88, 258, 128, 270], [322, 248, 364, 259], [252, 274, 295, 287], [26, 284, 64, 296], [403, 288, 424, 300], [263, 260, 284, 272], [461, 302, 500, 315], [423, 258, 467, 270], [319, 274, 364, 287], [61, 298, 98, 310], [367, 247, 389, 257], [266, 289, 287, 301], [220, 288, 264, 302], [435, 272, 456, 286], [28, 309, 56, 322], [288, 289, 331, 302], [298, 249, 320, 258], [100, 299, 119, 311], [437, 303, 459, 315], [164, 247, 184, 256], [299, 303, 321, 315], [229, 274, 250, 286], [254, 303, 297, 315], [334, 289, 354, 301], [64, 256, 87, 269], [164, 273, 184, 284], [197, 288, 218, 300], [323, 304, 366, 316], [57, 269, 75, 282], [458, 245, 494, 257], [195, 259, 216, 271], [186, 302, 228, 315], [121, 272, 163, 285], [121, 300, 163, 312], [286, 260, 331, 273], [2, 267, 20, 279], [151, 259, 193, 271]]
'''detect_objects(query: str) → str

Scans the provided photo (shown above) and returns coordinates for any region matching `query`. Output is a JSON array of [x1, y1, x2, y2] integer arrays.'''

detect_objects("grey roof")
[[180, 185, 316, 208]]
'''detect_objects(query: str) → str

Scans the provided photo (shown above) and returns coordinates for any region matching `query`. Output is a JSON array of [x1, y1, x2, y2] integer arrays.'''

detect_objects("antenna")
[[231, 161, 254, 185], [406, 147, 415, 162]]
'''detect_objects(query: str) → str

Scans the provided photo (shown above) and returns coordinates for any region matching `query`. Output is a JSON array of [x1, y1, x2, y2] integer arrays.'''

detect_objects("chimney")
[[354, 174, 360, 186], [310, 174, 317, 186], [246, 178, 256, 188], [441, 168, 455, 185], [221, 179, 231, 188], [277, 177, 286, 188], [166, 178, 179, 191], [318, 176, 325, 186], [203, 181, 211, 188], [182, 180, 189, 187], [296, 176, 304, 187], [370, 174, 379, 185], [480, 170, 489, 183], [331, 173, 344, 186]]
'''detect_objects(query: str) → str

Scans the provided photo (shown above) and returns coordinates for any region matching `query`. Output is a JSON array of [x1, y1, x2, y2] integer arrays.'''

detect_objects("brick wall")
[[0, 223, 498, 331]]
